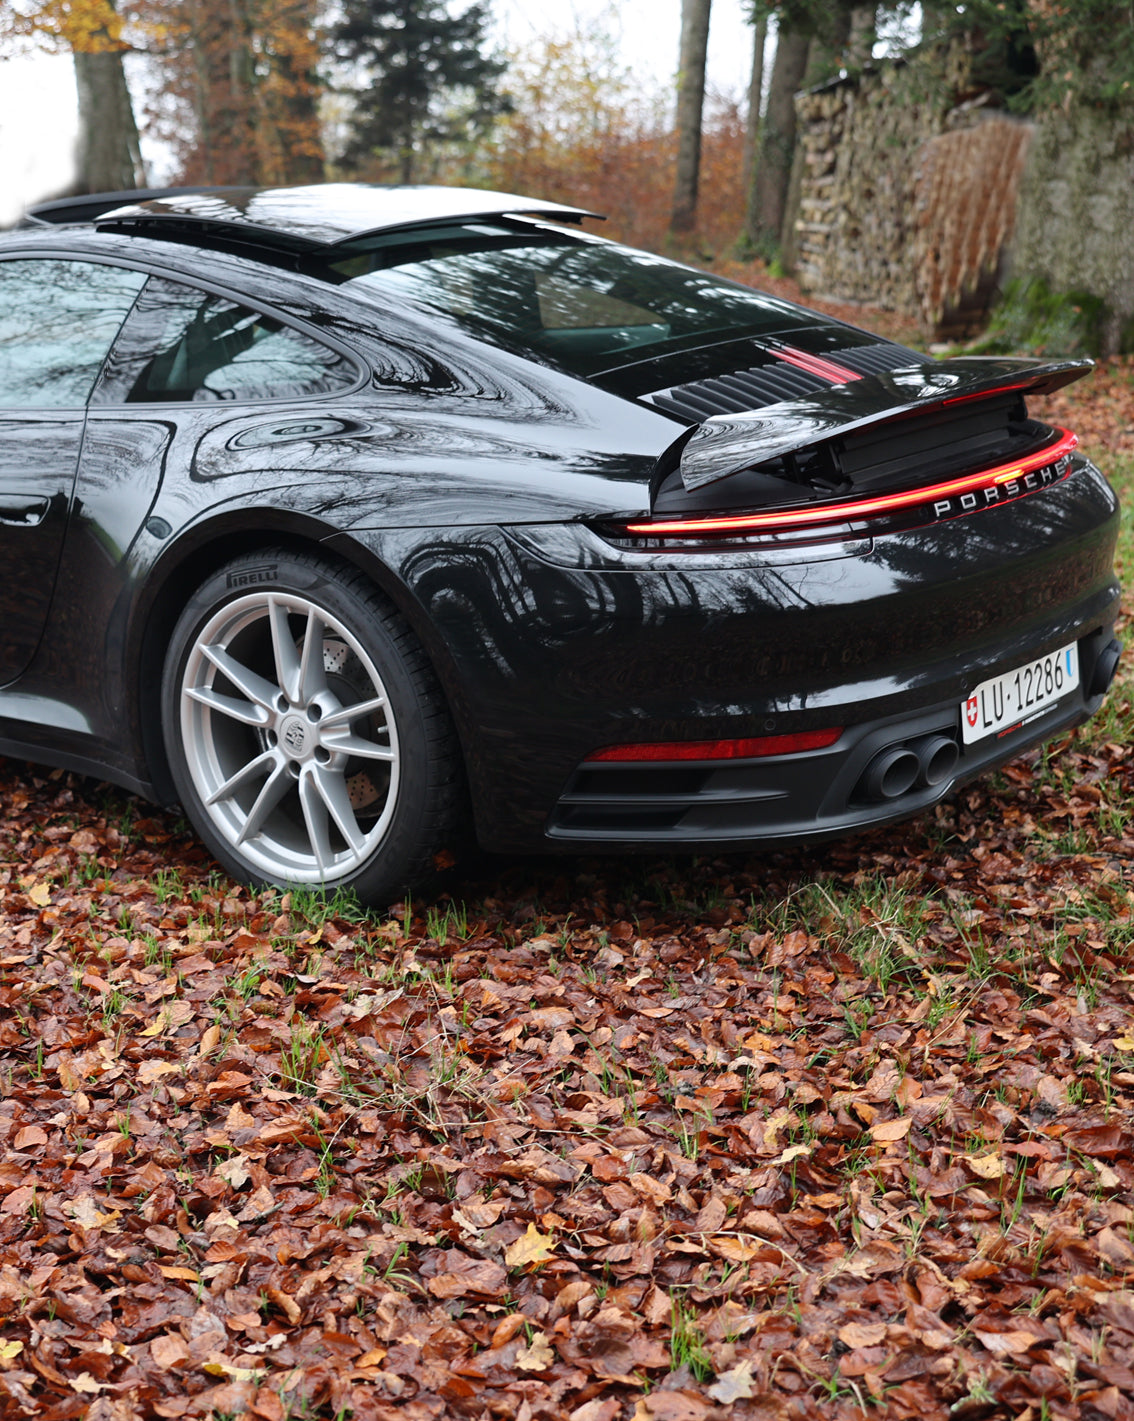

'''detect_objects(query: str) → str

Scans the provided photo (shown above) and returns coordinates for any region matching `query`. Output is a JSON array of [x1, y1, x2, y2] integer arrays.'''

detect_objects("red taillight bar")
[[586, 728, 843, 762], [626, 428, 1078, 539]]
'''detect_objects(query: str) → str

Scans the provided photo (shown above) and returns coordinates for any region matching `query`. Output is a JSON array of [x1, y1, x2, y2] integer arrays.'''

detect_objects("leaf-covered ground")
[[0, 376, 1133, 1421]]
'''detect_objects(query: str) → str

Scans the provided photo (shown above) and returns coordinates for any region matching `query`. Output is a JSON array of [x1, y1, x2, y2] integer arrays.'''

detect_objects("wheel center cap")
[[279, 714, 311, 757]]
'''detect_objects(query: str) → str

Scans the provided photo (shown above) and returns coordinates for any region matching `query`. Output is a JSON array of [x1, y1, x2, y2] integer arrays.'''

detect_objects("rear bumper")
[[546, 626, 1119, 847]]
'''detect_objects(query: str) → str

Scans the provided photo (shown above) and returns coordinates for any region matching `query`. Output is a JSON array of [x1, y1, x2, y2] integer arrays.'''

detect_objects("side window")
[[95, 276, 358, 404], [0, 259, 146, 407]]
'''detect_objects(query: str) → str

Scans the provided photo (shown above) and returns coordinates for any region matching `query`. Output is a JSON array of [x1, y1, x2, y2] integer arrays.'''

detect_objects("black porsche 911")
[[2, 183, 1120, 903]]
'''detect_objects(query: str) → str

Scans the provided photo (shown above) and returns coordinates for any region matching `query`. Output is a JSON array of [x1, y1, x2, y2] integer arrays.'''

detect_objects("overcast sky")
[[493, 0, 754, 92], [0, 0, 758, 227]]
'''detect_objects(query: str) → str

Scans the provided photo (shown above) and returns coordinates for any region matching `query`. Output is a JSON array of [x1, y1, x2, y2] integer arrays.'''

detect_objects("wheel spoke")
[[319, 694, 386, 729], [297, 606, 329, 703], [297, 770, 333, 878], [201, 644, 280, 713], [323, 729, 396, 761], [186, 684, 270, 727], [235, 761, 293, 845], [267, 596, 302, 703], [205, 748, 277, 807], [311, 764, 367, 855]]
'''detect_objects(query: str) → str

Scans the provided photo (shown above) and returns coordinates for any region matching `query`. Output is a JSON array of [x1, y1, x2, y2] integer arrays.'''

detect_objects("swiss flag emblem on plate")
[[965, 695, 979, 728]]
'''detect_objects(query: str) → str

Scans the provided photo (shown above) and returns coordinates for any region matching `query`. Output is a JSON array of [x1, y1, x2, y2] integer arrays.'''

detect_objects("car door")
[[47, 273, 361, 745], [0, 256, 146, 683]]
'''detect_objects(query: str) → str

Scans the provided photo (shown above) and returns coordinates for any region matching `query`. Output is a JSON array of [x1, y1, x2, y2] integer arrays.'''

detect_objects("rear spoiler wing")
[[676, 356, 1093, 492]]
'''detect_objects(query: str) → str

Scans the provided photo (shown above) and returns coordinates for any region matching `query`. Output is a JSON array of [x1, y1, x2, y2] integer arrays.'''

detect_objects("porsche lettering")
[[932, 457, 1069, 521]]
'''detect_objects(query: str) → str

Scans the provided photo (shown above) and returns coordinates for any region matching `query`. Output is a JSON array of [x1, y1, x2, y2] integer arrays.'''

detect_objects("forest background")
[[0, 4, 1100, 266], [4, 0, 1134, 346]]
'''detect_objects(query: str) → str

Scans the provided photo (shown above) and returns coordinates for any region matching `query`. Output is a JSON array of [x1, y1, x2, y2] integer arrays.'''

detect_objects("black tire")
[[160, 549, 463, 905]]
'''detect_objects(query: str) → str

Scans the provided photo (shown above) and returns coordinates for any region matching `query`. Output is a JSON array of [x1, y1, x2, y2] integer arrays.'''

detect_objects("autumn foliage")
[[4, 0, 325, 187], [130, 0, 324, 186], [2, 5, 752, 249], [482, 29, 747, 257], [1, 0, 128, 54]]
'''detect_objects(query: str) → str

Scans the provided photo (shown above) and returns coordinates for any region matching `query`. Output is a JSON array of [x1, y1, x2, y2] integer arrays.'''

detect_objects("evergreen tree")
[[331, 0, 510, 183]]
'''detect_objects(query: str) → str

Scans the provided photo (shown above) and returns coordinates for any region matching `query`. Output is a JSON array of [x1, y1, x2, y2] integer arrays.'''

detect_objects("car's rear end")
[[545, 390, 1117, 847], [335, 222, 1122, 854], [486, 440, 1118, 852]]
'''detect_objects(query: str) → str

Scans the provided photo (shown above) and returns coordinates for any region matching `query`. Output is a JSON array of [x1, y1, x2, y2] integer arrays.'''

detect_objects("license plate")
[[961, 643, 1079, 745]]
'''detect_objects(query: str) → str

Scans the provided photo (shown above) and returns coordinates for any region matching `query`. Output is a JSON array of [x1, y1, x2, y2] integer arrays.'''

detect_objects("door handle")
[[0, 495, 49, 526]]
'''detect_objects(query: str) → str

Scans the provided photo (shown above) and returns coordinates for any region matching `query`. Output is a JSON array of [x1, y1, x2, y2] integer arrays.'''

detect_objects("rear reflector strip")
[[627, 428, 1078, 538], [586, 729, 843, 762], [771, 345, 863, 385]]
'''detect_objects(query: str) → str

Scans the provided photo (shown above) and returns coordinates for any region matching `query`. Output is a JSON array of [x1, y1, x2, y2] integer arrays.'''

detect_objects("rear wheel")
[[161, 551, 461, 903]]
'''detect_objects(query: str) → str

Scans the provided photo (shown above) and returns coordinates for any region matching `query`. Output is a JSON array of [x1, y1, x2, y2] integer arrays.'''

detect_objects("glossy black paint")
[[320, 453, 1117, 852], [0, 201, 1121, 866], [94, 184, 601, 248], [0, 411, 80, 682], [24, 186, 219, 227], [675, 357, 1090, 490]]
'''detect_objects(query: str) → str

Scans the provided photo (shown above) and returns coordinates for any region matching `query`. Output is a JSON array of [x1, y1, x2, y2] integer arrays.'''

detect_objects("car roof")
[[49, 184, 604, 253]]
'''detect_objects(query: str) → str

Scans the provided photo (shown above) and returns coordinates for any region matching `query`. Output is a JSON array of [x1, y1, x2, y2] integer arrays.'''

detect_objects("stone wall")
[[1011, 110, 1134, 354]]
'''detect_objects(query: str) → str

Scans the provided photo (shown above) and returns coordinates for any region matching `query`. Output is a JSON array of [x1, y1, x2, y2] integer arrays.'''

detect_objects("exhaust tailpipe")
[[912, 734, 959, 787], [860, 746, 920, 801]]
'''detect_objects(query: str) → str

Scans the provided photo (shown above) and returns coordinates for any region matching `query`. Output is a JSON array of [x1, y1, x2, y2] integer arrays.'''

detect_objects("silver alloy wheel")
[[179, 591, 400, 884]]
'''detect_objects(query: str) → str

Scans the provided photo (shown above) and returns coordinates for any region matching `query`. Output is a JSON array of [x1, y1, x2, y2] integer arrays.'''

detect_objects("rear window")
[[342, 232, 824, 378]]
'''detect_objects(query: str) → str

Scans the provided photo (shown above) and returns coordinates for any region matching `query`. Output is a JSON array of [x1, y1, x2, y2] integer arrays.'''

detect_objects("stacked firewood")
[[913, 117, 1033, 338], [793, 73, 943, 313], [790, 47, 1032, 339]]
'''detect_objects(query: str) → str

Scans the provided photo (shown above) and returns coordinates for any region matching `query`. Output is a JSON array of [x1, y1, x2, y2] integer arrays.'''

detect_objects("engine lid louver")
[[646, 364, 827, 420], [642, 340, 921, 423]]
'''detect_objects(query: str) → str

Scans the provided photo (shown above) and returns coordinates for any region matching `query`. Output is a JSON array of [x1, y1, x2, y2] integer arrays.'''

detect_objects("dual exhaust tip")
[[859, 734, 959, 803], [858, 638, 1122, 806]]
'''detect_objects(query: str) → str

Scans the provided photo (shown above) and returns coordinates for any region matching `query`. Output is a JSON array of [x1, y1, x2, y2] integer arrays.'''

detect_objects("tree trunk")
[[803, 7, 851, 88], [190, 14, 215, 185], [848, 5, 878, 68], [73, 49, 145, 193], [266, 14, 325, 185], [779, 124, 807, 273], [670, 0, 712, 236], [743, 15, 767, 186], [746, 24, 809, 256], [227, 0, 260, 182]]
